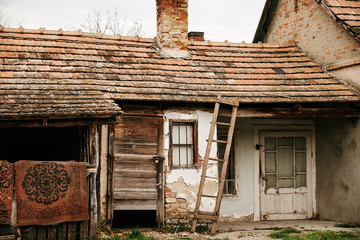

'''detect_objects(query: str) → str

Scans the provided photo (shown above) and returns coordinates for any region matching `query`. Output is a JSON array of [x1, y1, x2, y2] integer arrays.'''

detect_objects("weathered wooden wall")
[[113, 116, 163, 212]]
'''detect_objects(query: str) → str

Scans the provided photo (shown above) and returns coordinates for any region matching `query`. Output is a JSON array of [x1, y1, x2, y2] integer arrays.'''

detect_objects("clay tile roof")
[[0, 27, 358, 115], [320, 0, 360, 40]]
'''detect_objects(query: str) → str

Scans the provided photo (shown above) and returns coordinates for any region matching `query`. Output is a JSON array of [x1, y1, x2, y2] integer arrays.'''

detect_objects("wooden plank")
[[0, 225, 10, 236], [57, 223, 67, 240], [89, 123, 99, 240], [114, 154, 155, 162], [114, 180, 156, 189], [156, 116, 165, 228], [67, 222, 77, 240], [114, 191, 157, 200], [79, 221, 88, 240], [20, 227, 36, 240], [0, 235, 16, 240], [37, 226, 47, 240], [114, 170, 156, 178], [114, 203, 157, 210], [218, 107, 360, 118], [106, 125, 115, 227], [47, 226, 57, 240], [114, 162, 155, 171]]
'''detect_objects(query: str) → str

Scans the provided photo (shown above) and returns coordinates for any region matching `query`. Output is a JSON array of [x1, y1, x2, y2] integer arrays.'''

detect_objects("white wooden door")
[[260, 131, 313, 220]]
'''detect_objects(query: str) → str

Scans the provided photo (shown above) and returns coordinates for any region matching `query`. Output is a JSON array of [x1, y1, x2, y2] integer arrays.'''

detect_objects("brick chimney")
[[188, 32, 204, 41], [156, 0, 189, 58]]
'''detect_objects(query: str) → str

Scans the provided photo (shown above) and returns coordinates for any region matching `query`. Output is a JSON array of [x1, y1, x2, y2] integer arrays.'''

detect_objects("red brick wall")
[[264, 0, 360, 66]]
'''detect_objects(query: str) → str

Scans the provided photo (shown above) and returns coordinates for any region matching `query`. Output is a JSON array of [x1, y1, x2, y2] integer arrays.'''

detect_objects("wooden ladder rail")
[[191, 102, 238, 234]]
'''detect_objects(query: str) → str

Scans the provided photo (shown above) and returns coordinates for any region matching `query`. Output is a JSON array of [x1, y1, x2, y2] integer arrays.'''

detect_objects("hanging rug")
[[15, 160, 89, 226]]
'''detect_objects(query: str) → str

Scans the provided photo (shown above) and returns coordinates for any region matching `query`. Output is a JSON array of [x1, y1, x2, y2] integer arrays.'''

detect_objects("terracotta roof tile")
[[0, 27, 358, 118], [321, 0, 360, 39]]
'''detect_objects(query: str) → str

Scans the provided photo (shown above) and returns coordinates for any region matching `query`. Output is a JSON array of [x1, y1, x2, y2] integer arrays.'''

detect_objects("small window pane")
[[172, 125, 180, 144], [177, 145, 192, 166], [265, 137, 276, 150], [295, 174, 306, 187], [266, 174, 277, 188], [265, 152, 276, 173], [172, 145, 180, 165], [278, 148, 294, 177], [279, 178, 294, 188], [295, 137, 306, 150], [295, 152, 306, 172], [278, 137, 293, 146]]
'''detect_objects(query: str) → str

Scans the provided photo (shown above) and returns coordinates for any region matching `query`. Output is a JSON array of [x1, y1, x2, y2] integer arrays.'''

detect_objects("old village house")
[[0, 0, 359, 239]]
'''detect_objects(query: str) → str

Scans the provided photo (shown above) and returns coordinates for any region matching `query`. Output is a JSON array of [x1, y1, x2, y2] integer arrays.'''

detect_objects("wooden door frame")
[[253, 123, 316, 221]]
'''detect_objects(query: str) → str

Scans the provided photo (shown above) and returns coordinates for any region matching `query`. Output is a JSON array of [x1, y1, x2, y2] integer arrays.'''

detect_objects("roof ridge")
[[189, 39, 297, 48], [0, 25, 154, 43]]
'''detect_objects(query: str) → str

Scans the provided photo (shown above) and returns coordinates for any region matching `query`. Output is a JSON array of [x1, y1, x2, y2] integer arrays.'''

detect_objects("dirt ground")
[[139, 220, 359, 240]]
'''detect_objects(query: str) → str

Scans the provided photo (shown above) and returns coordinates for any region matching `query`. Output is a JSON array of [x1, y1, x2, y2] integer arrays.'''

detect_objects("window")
[[218, 134, 236, 195], [170, 120, 198, 168], [264, 136, 306, 189]]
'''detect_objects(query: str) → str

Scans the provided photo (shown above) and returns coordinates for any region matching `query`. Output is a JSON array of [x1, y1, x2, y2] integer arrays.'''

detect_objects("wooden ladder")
[[191, 101, 238, 234]]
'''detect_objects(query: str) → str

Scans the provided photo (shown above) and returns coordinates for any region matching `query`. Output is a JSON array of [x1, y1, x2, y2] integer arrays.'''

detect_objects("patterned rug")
[[0, 160, 14, 224], [15, 160, 89, 226]]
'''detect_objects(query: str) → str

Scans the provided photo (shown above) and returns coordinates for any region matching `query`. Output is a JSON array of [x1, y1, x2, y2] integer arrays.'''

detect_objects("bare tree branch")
[[0, 9, 11, 27], [78, 8, 144, 37]]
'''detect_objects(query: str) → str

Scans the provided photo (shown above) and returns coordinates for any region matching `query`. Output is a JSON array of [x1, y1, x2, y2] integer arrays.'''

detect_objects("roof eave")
[[253, 0, 280, 43]]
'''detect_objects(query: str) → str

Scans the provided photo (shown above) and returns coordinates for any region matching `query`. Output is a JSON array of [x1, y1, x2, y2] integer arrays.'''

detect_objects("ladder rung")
[[209, 157, 225, 162], [202, 194, 217, 198], [198, 211, 215, 216], [194, 214, 219, 221], [205, 175, 221, 180], [216, 122, 231, 126], [211, 139, 228, 144]]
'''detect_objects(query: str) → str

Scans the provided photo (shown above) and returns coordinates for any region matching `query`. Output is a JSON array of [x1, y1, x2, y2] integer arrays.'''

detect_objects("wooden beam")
[[89, 123, 99, 239], [219, 107, 360, 118], [106, 125, 115, 229], [156, 117, 165, 228], [0, 117, 118, 128]]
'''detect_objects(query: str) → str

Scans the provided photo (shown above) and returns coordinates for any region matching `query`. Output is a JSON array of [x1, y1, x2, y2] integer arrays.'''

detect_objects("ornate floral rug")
[[15, 160, 89, 226], [0, 160, 14, 224]]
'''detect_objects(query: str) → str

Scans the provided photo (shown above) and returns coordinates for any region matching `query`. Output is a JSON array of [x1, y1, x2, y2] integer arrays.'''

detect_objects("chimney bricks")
[[156, 0, 190, 58]]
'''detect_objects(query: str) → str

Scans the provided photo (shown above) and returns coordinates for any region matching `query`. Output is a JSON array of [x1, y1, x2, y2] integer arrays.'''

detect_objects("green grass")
[[159, 224, 210, 234], [269, 229, 360, 240], [335, 223, 360, 229], [254, 227, 283, 231], [269, 228, 301, 239]]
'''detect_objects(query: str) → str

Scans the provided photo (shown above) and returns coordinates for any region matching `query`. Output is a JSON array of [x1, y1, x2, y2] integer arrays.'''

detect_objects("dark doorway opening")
[[0, 127, 80, 163], [112, 210, 157, 228]]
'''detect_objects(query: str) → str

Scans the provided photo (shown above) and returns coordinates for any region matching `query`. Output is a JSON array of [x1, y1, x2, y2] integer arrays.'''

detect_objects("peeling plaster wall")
[[164, 110, 218, 223], [219, 118, 255, 220], [316, 118, 360, 223]]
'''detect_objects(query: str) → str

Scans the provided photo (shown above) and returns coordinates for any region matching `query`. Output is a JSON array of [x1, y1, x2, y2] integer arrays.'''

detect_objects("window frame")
[[169, 119, 198, 169]]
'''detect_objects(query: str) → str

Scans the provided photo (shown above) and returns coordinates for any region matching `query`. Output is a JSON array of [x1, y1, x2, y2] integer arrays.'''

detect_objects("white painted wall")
[[220, 118, 255, 220]]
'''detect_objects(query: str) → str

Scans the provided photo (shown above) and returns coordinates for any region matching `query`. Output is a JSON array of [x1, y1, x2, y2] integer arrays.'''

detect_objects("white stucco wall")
[[220, 118, 255, 220]]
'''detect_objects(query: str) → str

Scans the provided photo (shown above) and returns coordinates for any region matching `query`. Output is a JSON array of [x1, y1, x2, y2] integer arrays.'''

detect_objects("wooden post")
[[89, 122, 99, 239], [156, 118, 165, 228], [106, 125, 115, 229]]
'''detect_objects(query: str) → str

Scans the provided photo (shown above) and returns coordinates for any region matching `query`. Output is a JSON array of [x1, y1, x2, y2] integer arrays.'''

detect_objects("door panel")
[[260, 131, 313, 220], [113, 116, 163, 211]]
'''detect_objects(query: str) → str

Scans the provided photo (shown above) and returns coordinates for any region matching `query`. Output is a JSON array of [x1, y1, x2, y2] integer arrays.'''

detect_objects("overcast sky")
[[0, 0, 266, 43]]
